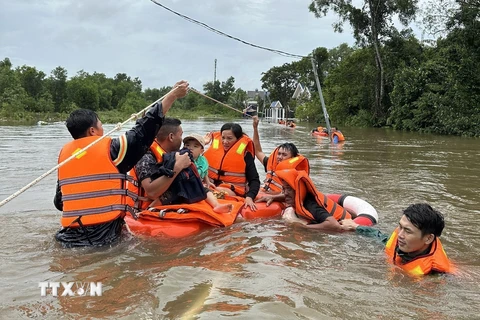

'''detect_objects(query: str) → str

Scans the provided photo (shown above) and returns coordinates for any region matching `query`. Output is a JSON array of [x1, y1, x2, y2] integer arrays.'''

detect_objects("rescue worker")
[[340, 203, 454, 276], [53, 80, 189, 247], [133, 118, 192, 207]]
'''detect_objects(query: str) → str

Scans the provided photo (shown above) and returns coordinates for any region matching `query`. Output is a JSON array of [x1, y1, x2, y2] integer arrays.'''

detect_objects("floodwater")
[[0, 118, 479, 319]]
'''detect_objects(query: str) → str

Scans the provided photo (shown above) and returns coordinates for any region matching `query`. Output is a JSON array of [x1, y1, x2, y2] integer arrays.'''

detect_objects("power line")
[[149, 0, 308, 59]]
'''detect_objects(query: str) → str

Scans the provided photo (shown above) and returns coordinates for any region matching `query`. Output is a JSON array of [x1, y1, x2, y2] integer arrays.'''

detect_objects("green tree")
[[323, 48, 376, 126], [309, 0, 419, 125], [144, 88, 163, 103], [324, 43, 355, 75], [46, 66, 68, 112], [16, 65, 46, 100], [203, 76, 236, 105], [260, 64, 297, 108], [120, 91, 147, 114], [111, 73, 142, 108], [390, 2, 480, 136], [0, 58, 15, 98], [67, 77, 100, 110]]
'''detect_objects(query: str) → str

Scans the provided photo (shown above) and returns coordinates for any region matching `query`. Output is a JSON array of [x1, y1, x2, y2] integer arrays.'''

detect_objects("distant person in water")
[[341, 203, 454, 276]]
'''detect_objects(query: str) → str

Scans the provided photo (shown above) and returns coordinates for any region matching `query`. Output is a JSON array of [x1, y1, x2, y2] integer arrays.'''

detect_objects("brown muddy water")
[[0, 119, 479, 319]]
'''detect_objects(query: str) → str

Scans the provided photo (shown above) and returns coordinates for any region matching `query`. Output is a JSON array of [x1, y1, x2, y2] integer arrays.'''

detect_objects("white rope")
[[189, 88, 253, 117], [0, 86, 182, 208]]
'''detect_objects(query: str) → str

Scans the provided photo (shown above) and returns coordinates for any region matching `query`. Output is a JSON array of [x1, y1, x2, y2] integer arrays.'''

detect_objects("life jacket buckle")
[[158, 209, 168, 218]]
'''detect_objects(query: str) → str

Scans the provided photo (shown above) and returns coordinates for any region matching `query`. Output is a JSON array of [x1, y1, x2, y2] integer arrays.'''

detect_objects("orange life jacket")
[[204, 132, 255, 196], [275, 169, 351, 222], [58, 136, 137, 227], [332, 131, 345, 142], [385, 228, 453, 276], [127, 140, 165, 210], [262, 147, 310, 194]]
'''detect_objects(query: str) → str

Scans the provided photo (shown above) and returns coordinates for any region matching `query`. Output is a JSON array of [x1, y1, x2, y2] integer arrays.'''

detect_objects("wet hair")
[[66, 109, 99, 139], [278, 142, 299, 157], [156, 117, 182, 141], [220, 123, 244, 139], [403, 203, 445, 237]]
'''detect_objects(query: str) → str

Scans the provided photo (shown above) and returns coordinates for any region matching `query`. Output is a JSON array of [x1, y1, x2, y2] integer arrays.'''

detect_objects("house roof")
[[292, 83, 311, 99], [269, 101, 283, 108]]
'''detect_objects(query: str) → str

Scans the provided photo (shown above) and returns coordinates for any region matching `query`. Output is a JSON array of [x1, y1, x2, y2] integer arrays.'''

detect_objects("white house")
[[292, 83, 311, 100]]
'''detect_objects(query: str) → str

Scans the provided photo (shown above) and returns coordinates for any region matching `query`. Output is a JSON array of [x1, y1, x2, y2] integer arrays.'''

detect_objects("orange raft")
[[125, 197, 284, 238], [311, 126, 329, 137], [311, 127, 345, 142]]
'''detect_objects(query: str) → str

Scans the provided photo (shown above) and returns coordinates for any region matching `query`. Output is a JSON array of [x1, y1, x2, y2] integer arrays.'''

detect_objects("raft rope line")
[[0, 86, 183, 209], [189, 87, 253, 117]]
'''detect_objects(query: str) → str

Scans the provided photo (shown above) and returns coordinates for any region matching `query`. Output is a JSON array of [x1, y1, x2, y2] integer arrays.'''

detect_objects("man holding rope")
[[53, 80, 189, 248]]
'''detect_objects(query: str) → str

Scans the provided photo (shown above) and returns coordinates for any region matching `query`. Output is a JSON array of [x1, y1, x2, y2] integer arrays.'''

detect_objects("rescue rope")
[[0, 86, 183, 209], [189, 88, 253, 117], [190, 88, 311, 137]]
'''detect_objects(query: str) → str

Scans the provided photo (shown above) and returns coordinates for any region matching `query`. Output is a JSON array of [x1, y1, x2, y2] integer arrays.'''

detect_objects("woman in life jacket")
[[341, 203, 454, 276], [203, 123, 260, 211]]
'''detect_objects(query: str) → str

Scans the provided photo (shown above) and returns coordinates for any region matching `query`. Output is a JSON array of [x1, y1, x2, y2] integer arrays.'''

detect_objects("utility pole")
[[310, 55, 332, 141], [214, 59, 217, 83]]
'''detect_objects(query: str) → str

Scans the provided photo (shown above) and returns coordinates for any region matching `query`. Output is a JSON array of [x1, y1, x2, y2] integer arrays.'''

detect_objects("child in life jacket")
[[182, 133, 233, 213]]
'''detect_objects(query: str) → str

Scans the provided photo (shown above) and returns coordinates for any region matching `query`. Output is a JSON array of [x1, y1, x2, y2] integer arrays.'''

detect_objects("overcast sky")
[[1, 0, 360, 91]]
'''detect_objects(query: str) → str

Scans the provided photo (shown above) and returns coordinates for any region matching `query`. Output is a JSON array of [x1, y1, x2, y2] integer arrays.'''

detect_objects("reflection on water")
[[0, 120, 479, 319]]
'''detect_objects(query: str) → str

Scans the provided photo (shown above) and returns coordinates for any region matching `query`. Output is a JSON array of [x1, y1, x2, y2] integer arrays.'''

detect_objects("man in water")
[[341, 203, 454, 276], [53, 81, 189, 247]]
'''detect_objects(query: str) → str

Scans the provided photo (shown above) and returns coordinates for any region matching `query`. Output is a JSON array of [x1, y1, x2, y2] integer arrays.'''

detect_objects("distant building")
[[270, 101, 283, 109], [247, 89, 267, 101], [292, 83, 311, 100], [264, 100, 285, 123]]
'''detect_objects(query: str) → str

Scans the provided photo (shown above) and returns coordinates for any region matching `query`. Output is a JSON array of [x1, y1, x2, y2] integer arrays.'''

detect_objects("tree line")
[[1, 0, 478, 136], [261, 0, 479, 137], [0, 59, 245, 122]]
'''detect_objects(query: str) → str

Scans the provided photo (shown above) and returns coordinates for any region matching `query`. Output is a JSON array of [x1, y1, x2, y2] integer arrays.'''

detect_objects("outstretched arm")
[[305, 216, 343, 232], [113, 81, 189, 174], [252, 116, 266, 164]]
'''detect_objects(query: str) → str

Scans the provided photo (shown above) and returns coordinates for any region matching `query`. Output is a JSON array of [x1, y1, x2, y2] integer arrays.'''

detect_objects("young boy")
[[183, 134, 232, 213]]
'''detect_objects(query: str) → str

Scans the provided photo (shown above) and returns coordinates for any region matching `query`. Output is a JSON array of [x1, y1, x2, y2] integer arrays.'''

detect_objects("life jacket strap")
[[59, 173, 128, 186], [62, 189, 136, 202], [68, 216, 93, 246], [63, 204, 128, 217]]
